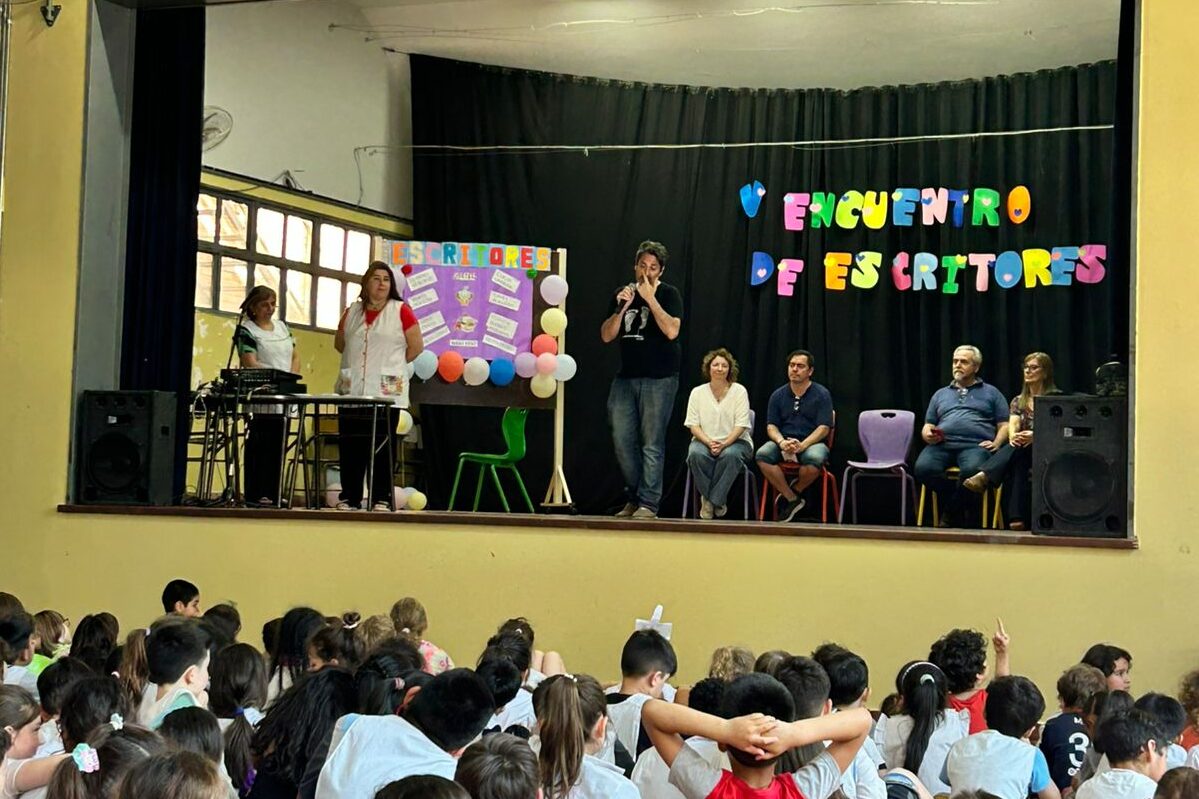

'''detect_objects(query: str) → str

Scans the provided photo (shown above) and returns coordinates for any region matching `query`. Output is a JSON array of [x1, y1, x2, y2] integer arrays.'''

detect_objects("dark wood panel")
[[56, 504, 1138, 550]]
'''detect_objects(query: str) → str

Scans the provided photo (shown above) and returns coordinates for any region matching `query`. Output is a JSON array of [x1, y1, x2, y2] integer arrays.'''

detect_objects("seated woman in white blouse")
[[683, 348, 753, 519]]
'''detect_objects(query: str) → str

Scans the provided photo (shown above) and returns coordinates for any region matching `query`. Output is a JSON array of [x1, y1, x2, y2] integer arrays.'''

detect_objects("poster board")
[[382, 241, 571, 505]]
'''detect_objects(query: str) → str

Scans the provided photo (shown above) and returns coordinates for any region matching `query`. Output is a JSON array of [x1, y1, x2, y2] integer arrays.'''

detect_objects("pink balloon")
[[531, 334, 558, 356], [536, 353, 558, 375], [514, 352, 538, 378]]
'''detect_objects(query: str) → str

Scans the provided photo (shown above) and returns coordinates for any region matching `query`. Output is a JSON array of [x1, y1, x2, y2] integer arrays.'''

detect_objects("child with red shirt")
[[643, 672, 870, 799], [928, 619, 1011, 734]]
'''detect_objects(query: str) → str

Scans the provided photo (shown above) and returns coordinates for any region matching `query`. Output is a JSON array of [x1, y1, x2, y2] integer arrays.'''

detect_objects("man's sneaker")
[[631, 506, 658, 519], [778, 496, 806, 522], [614, 502, 638, 517], [714, 504, 728, 518], [699, 497, 714, 520]]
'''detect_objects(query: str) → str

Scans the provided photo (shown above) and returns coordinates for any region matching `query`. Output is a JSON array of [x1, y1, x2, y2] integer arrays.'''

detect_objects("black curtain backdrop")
[[121, 8, 205, 500], [410, 56, 1124, 520]]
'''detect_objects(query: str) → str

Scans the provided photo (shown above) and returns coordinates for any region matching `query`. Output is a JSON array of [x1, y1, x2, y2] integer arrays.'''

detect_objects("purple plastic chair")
[[682, 409, 759, 519], [838, 410, 918, 524]]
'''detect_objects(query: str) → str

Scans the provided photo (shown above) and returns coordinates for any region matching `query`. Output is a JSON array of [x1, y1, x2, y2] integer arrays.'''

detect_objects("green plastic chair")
[[448, 407, 535, 513]]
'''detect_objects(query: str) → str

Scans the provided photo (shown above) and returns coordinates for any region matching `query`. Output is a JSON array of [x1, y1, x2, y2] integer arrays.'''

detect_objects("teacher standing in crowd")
[[334, 261, 423, 511], [235, 285, 299, 506], [600, 240, 684, 520]]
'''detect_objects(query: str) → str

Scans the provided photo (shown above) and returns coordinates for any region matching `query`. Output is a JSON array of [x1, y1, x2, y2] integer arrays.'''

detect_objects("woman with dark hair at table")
[[334, 262, 423, 511], [235, 285, 300, 506], [963, 351, 1058, 530]]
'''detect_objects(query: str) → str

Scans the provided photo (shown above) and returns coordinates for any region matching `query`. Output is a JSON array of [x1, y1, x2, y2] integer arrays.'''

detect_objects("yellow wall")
[[1, 2, 1196, 699]]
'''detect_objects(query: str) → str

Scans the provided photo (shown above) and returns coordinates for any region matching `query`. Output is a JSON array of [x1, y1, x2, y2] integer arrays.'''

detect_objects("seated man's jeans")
[[914, 443, 992, 518], [607, 375, 679, 512], [754, 439, 830, 467]]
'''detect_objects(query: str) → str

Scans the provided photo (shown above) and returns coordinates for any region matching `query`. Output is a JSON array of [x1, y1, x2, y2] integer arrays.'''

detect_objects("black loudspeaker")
[[1032, 395, 1127, 537], [75, 390, 177, 505]]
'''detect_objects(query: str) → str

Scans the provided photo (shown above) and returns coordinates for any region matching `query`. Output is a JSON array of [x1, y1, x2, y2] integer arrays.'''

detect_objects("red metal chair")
[[757, 417, 839, 523]]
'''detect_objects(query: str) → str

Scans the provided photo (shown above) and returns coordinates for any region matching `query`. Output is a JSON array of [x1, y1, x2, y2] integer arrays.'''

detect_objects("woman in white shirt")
[[234, 286, 300, 506], [334, 263, 424, 511], [683, 348, 753, 519]]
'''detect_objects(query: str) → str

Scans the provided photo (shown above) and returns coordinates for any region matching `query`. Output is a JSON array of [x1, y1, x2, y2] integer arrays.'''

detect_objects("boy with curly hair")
[[928, 619, 1010, 734]]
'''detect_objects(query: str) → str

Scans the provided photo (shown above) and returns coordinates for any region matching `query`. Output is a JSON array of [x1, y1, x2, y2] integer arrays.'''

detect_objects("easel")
[[542, 248, 573, 510]]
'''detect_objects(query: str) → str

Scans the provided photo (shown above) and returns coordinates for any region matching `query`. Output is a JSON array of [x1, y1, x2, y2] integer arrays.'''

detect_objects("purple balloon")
[[514, 352, 538, 378]]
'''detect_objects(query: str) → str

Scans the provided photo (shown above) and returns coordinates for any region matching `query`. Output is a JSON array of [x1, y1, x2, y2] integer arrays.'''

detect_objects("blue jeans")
[[754, 440, 830, 467], [687, 439, 753, 507], [914, 443, 992, 516], [607, 376, 679, 512]]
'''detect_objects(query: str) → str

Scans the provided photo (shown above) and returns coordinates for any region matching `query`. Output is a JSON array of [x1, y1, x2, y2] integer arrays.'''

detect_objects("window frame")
[[195, 189, 388, 332]]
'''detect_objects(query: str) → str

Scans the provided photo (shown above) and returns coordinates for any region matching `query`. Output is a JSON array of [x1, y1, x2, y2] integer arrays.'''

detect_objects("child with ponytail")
[[207, 644, 267, 796], [307, 613, 367, 672], [881, 662, 969, 794], [0, 685, 68, 798], [535, 674, 639, 799], [44, 719, 164, 799]]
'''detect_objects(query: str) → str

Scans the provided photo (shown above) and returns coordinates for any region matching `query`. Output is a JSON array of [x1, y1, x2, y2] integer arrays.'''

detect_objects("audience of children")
[[6, 581, 1199, 799]]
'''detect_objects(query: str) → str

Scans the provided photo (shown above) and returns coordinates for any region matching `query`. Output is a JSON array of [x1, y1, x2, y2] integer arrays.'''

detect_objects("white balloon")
[[463, 357, 490, 386], [413, 350, 438, 380], [553, 353, 578, 381]]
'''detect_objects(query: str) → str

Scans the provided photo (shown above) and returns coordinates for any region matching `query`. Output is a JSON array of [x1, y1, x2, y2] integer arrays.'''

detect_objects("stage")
[[57, 504, 1136, 550]]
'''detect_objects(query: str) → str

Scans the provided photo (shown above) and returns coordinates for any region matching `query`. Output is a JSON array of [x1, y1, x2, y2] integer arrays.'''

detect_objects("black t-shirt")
[[1040, 712, 1091, 790], [608, 283, 683, 379]]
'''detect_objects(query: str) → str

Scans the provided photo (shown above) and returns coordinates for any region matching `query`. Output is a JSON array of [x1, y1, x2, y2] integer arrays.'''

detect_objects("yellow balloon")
[[397, 410, 414, 434], [540, 308, 568, 336], [530, 373, 557, 398], [407, 490, 428, 511]]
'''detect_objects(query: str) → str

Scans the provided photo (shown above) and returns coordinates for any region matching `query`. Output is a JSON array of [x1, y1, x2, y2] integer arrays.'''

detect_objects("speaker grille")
[[85, 432, 144, 492], [1042, 450, 1115, 524]]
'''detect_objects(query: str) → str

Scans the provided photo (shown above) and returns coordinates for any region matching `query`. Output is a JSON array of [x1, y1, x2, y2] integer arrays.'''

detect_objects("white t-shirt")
[[1, 759, 24, 799], [315, 714, 456, 799], [34, 720, 62, 759], [565, 754, 640, 799], [606, 693, 654, 756], [1185, 743, 1199, 769], [2, 666, 38, 702], [486, 688, 536, 733], [684, 383, 753, 447], [1074, 768, 1158, 799], [944, 730, 1047, 799], [840, 740, 886, 799], [668, 741, 843, 799], [136, 683, 200, 730], [1166, 742, 1186, 769], [882, 709, 970, 794], [633, 737, 727, 799]]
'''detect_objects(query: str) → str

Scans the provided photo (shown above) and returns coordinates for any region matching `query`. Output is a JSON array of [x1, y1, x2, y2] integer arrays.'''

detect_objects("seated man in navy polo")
[[755, 349, 834, 522], [915, 345, 1010, 527]]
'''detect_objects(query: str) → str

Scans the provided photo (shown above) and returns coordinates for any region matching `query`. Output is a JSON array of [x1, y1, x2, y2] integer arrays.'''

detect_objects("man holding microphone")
[[600, 240, 684, 519]]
